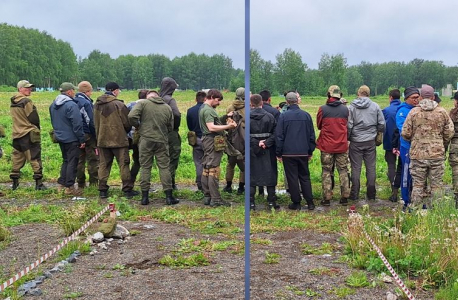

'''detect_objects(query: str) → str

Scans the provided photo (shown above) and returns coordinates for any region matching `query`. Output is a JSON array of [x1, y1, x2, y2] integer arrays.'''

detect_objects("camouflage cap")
[[59, 82, 76, 92], [328, 85, 341, 98], [357, 85, 370, 97], [17, 80, 34, 89], [235, 87, 245, 99]]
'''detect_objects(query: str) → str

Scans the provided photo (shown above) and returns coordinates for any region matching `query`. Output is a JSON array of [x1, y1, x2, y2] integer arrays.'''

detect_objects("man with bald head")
[[402, 85, 454, 209]]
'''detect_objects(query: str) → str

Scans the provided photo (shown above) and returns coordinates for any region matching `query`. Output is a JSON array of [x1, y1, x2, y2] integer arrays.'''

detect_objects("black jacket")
[[275, 104, 316, 157], [262, 102, 280, 120]]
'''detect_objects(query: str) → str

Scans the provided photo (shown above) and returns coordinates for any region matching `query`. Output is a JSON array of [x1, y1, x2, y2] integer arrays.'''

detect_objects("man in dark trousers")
[[75, 80, 98, 190], [249, 94, 278, 210], [49, 82, 86, 196], [186, 91, 206, 191], [276, 92, 316, 210], [382, 89, 402, 202], [159, 77, 181, 190], [94, 82, 138, 199]]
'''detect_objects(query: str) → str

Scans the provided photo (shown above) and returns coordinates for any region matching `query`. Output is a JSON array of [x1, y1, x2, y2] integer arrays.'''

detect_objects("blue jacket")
[[396, 102, 415, 149], [275, 104, 316, 157], [187, 102, 203, 138], [74, 92, 95, 136], [382, 99, 401, 150], [49, 94, 85, 144]]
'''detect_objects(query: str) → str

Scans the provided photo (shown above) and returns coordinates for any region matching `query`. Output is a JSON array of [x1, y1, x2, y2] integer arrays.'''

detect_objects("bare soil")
[[0, 193, 436, 300]]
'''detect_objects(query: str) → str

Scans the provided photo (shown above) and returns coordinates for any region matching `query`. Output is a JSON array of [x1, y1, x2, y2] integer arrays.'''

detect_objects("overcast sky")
[[0, 0, 245, 67], [1, 0, 457, 70], [251, 0, 458, 68]]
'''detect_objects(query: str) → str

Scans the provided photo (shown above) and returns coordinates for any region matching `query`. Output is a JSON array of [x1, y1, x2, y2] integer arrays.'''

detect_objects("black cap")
[[452, 92, 458, 100], [105, 82, 120, 91]]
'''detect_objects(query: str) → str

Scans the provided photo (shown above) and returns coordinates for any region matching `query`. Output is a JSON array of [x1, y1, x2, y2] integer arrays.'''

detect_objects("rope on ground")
[[0, 203, 114, 293], [348, 205, 416, 300]]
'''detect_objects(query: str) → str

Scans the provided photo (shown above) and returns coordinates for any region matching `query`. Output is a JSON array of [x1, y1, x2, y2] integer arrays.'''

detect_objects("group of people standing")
[[3, 78, 458, 211]]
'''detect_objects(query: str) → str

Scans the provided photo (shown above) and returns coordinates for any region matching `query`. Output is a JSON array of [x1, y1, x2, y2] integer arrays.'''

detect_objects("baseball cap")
[[17, 80, 34, 89], [328, 85, 341, 98], [420, 85, 434, 99], [235, 87, 245, 99], [59, 82, 76, 92], [285, 92, 298, 102], [105, 82, 120, 91]]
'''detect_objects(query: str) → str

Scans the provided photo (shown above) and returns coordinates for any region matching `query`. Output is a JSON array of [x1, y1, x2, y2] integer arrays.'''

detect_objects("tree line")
[[250, 49, 458, 96], [2, 23, 458, 96]]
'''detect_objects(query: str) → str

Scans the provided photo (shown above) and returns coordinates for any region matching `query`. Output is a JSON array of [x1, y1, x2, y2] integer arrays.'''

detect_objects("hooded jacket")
[[94, 93, 131, 148], [128, 97, 174, 143], [276, 104, 316, 157], [396, 101, 415, 150], [347, 97, 385, 143], [316, 98, 349, 153], [401, 98, 454, 160], [160, 77, 181, 131], [382, 99, 401, 150], [49, 94, 85, 144], [10, 93, 40, 139], [74, 92, 95, 136]]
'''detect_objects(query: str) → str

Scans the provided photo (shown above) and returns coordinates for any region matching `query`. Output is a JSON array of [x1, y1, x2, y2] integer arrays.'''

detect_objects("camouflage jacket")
[[401, 98, 454, 159], [10, 93, 40, 139]]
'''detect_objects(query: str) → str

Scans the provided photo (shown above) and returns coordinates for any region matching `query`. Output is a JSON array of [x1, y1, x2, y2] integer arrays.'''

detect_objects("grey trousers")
[[349, 140, 377, 200], [192, 137, 204, 188]]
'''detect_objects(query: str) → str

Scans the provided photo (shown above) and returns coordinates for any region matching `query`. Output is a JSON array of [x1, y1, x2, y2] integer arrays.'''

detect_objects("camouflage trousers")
[[138, 137, 172, 191], [449, 138, 458, 194], [201, 135, 224, 202], [321, 152, 350, 200], [76, 134, 99, 187], [168, 131, 181, 183], [410, 159, 444, 208]]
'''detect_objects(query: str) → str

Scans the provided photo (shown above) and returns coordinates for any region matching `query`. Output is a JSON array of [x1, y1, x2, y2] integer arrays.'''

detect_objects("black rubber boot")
[[237, 182, 245, 195], [141, 191, 149, 205], [250, 197, 256, 210], [12, 178, 19, 190], [389, 187, 399, 202], [165, 190, 179, 205], [223, 181, 233, 193], [35, 179, 47, 191], [267, 195, 280, 210]]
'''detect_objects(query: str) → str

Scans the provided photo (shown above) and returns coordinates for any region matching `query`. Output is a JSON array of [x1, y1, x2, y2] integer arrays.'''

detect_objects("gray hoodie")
[[348, 97, 385, 142]]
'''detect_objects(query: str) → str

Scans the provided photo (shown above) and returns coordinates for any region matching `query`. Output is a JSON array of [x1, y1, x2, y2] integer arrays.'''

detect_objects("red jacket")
[[316, 98, 349, 153]]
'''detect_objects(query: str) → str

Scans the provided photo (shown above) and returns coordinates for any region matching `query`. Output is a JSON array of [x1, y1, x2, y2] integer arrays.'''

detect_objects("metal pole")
[[244, 0, 251, 299]]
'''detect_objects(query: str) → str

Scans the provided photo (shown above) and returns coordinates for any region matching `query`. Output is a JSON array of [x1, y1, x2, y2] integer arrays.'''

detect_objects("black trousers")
[[283, 156, 313, 204], [58, 142, 81, 187], [385, 150, 401, 189]]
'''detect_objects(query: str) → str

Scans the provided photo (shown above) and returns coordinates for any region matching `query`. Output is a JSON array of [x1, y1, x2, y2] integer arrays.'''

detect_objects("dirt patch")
[[0, 211, 435, 299]]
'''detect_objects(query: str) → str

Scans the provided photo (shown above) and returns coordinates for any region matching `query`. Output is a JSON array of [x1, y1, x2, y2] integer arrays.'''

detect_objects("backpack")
[[228, 111, 245, 153]]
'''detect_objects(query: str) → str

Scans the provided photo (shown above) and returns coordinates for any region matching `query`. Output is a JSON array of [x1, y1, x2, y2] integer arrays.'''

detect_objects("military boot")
[[250, 197, 256, 210], [223, 181, 233, 193], [165, 190, 179, 205], [12, 178, 19, 190], [141, 191, 149, 205], [389, 187, 399, 202], [306, 199, 316, 210], [64, 186, 82, 196], [203, 196, 211, 206], [172, 177, 178, 191], [267, 195, 280, 210], [320, 199, 331, 206], [237, 182, 245, 195], [35, 179, 47, 191]]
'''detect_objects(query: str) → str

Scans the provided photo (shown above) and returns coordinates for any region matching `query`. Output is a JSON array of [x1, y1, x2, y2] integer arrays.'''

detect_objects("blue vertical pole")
[[244, 0, 251, 299]]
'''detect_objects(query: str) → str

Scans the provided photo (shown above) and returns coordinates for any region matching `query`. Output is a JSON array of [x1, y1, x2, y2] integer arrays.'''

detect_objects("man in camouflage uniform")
[[316, 85, 350, 206], [222, 87, 246, 194], [402, 85, 454, 209], [159, 77, 181, 190], [94, 82, 138, 199], [10, 80, 46, 190], [449, 92, 458, 207], [199, 89, 237, 207], [128, 90, 178, 206]]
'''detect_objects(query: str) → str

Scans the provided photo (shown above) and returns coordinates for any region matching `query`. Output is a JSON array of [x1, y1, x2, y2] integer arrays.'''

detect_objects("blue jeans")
[[400, 146, 412, 205]]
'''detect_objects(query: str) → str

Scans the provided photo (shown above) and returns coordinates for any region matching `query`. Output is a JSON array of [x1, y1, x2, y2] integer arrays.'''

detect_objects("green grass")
[[264, 251, 281, 264]]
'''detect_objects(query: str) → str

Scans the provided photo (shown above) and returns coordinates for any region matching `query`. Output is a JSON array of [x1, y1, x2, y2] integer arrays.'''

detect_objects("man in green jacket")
[[128, 90, 178, 206], [10, 80, 46, 190], [94, 82, 138, 199]]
